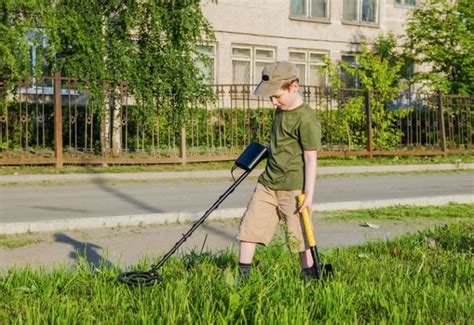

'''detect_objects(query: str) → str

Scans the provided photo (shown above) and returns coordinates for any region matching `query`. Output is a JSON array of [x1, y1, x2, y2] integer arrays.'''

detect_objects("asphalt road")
[[1, 172, 473, 224]]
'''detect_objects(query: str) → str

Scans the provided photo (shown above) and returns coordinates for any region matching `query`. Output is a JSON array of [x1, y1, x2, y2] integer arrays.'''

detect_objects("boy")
[[237, 61, 321, 281]]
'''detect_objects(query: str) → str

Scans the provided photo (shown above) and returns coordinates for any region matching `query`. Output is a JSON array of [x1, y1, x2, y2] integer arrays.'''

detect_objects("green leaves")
[[404, 0, 473, 94], [124, 0, 215, 128], [1, 1, 215, 128]]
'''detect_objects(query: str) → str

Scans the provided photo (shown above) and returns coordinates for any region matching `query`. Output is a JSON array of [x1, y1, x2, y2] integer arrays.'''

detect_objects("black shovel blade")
[[313, 263, 334, 280], [322, 264, 334, 278], [310, 246, 334, 280]]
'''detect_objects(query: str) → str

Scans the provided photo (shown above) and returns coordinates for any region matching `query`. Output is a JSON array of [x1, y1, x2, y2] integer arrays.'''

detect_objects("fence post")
[[180, 125, 187, 165], [54, 71, 63, 168], [437, 91, 447, 156], [365, 90, 373, 157]]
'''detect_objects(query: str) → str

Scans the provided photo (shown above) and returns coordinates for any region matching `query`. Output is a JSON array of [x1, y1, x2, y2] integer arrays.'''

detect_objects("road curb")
[[1, 163, 473, 184], [1, 194, 472, 235]]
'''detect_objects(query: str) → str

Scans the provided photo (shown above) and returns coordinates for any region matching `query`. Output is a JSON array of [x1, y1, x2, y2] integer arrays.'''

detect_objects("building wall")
[[201, 0, 417, 85]]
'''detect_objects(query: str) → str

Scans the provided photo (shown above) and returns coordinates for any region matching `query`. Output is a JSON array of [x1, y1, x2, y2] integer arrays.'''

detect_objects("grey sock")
[[239, 262, 252, 277]]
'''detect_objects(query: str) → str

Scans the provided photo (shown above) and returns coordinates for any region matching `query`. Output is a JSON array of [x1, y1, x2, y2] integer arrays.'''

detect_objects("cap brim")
[[253, 80, 282, 97]]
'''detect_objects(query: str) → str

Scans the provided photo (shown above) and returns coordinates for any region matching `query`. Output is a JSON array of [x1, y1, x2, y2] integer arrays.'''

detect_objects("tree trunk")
[[111, 91, 122, 156], [100, 91, 122, 156], [100, 94, 111, 156]]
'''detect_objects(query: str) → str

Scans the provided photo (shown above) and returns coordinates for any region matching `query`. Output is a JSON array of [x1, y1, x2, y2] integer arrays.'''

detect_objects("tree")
[[0, 1, 215, 154], [45, 0, 215, 127], [404, 0, 473, 94], [341, 41, 407, 150]]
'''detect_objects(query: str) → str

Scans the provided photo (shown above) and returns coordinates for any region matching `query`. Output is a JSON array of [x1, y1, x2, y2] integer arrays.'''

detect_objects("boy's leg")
[[276, 190, 318, 277], [237, 183, 279, 279], [300, 249, 319, 281], [299, 249, 314, 268], [239, 241, 257, 264], [238, 241, 257, 280]]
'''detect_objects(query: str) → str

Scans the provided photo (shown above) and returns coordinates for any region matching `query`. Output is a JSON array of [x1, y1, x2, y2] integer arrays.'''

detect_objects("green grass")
[[0, 234, 44, 249], [318, 154, 474, 167], [321, 203, 474, 221], [1, 154, 473, 175], [1, 222, 472, 323]]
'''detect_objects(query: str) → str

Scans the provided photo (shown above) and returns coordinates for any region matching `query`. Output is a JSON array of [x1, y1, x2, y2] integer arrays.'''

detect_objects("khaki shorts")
[[237, 183, 311, 253]]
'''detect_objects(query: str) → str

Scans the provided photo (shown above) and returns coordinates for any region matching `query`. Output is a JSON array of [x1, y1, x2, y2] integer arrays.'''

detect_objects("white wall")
[[201, 0, 416, 84]]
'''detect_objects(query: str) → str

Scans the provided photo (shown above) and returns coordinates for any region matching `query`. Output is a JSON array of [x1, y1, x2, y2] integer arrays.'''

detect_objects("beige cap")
[[253, 61, 298, 97]]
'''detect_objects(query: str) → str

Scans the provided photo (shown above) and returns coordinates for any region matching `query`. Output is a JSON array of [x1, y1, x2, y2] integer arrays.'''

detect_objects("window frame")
[[289, 0, 331, 23], [196, 44, 217, 84], [288, 49, 329, 87], [340, 53, 361, 89], [342, 0, 379, 27], [394, 0, 417, 8], [231, 45, 275, 85], [26, 29, 50, 77]]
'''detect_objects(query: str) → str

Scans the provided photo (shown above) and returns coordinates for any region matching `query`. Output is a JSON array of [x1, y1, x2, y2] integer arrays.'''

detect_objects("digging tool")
[[117, 142, 268, 286], [298, 194, 333, 280]]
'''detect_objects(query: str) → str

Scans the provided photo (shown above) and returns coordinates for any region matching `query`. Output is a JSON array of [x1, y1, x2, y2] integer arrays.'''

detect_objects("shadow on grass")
[[53, 233, 113, 269]]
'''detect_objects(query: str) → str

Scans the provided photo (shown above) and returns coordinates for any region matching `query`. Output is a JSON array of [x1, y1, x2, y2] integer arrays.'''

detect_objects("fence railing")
[[0, 73, 472, 166]]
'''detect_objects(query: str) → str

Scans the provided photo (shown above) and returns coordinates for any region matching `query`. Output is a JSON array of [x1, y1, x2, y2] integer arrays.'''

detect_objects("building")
[[199, 0, 417, 87]]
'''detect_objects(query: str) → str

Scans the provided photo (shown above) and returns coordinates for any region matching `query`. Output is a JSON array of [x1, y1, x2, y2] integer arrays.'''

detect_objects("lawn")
[[1, 221, 472, 323]]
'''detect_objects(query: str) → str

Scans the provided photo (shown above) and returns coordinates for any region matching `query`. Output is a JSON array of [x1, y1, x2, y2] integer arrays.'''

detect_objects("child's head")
[[254, 61, 302, 110]]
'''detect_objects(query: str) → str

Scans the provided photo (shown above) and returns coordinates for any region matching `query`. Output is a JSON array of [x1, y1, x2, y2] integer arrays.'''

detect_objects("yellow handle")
[[298, 194, 316, 247]]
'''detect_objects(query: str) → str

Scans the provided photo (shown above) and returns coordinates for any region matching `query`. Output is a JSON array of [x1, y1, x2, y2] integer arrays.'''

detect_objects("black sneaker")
[[301, 267, 319, 282], [235, 272, 250, 286]]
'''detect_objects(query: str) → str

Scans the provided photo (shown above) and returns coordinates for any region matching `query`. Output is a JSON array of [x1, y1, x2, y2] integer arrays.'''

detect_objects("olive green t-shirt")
[[258, 103, 321, 191]]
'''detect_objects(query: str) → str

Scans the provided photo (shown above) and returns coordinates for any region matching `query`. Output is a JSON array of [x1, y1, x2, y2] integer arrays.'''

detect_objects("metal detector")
[[117, 142, 268, 286]]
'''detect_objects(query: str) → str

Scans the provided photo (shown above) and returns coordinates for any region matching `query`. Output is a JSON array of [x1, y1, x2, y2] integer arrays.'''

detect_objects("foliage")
[[0, 2, 45, 78], [404, 0, 474, 94], [335, 96, 366, 149], [122, 1, 216, 128], [0, 1, 47, 118], [342, 42, 408, 150], [0, 1, 216, 128], [317, 60, 365, 150], [374, 32, 414, 87], [319, 44, 408, 151], [0, 221, 472, 322]]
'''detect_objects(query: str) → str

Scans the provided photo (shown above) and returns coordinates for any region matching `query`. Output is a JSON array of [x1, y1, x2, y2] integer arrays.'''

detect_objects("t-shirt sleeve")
[[299, 111, 322, 150]]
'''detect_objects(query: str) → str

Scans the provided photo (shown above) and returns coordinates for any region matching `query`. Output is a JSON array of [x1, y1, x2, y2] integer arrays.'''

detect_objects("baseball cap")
[[253, 61, 298, 97]]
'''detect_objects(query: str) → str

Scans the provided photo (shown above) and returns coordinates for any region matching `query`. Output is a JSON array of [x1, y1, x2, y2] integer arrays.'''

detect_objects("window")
[[401, 60, 414, 81], [231, 46, 275, 84], [340, 54, 359, 88], [254, 49, 274, 84], [196, 44, 216, 84], [289, 50, 327, 86], [26, 30, 50, 77], [395, 0, 416, 6], [290, 0, 328, 19], [343, 0, 377, 23]]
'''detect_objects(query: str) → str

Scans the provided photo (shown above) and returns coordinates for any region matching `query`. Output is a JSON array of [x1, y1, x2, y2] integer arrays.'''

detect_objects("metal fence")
[[0, 73, 472, 166]]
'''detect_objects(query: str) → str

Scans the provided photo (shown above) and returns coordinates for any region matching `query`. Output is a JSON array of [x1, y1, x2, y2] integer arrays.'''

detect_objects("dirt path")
[[1, 216, 465, 271]]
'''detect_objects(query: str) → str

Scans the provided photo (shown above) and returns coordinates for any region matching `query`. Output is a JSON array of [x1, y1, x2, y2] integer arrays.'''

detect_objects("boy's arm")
[[299, 150, 317, 214]]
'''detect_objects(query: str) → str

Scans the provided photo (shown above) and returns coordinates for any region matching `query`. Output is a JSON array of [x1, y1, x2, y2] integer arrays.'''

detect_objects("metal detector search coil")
[[118, 142, 269, 286]]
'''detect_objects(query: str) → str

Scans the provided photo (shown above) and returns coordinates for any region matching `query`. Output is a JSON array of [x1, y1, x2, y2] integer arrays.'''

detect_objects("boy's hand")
[[298, 197, 313, 215]]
